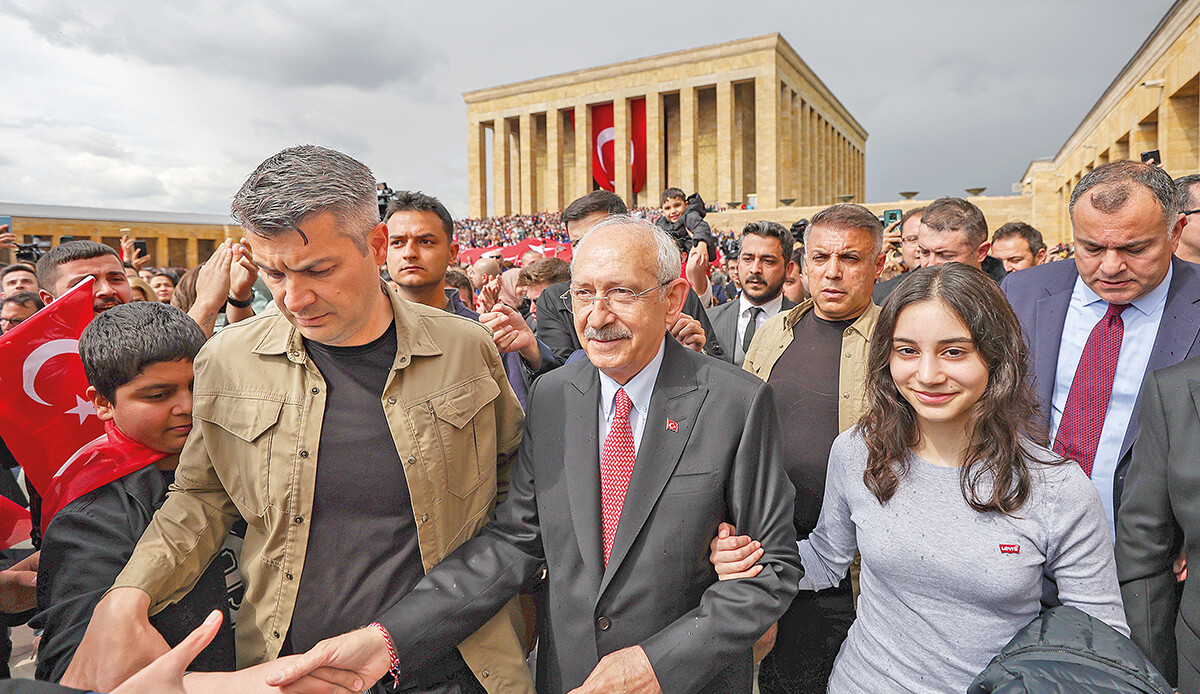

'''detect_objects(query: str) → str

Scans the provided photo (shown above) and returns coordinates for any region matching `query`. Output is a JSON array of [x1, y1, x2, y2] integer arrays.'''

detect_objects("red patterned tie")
[[600, 388, 636, 564], [1053, 302, 1128, 477]]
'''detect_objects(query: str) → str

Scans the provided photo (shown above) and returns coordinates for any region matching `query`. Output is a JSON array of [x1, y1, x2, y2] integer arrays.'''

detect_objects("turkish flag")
[[0, 496, 31, 551], [41, 420, 165, 529], [590, 100, 647, 195], [0, 278, 103, 498]]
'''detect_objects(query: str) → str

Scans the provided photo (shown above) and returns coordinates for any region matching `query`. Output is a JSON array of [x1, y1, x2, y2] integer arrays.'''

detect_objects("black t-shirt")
[[288, 323, 424, 652], [767, 310, 854, 539]]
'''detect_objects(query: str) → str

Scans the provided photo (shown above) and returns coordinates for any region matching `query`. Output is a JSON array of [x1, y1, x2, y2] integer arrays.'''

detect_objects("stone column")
[[613, 96, 633, 205], [791, 94, 802, 205], [155, 236, 170, 268], [185, 237, 199, 269], [546, 109, 562, 211], [716, 81, 734, 206], [574, 103, 592, 200], [779, 85, 793, 206], [645, 92, 663, 203], [680, 85, 698, 192], [519, 111, 536, 214], [468, 119, 487, 218], [493, 118, 512, 216], [754, 73, 780, 209], [1162, 92, 1199, 177]]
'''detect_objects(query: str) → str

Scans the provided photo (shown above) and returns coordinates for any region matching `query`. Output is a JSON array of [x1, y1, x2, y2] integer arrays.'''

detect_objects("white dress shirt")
[[1049, 265, 1172, 532], [598, 337, 667, 458], [736, 293, 785, 353]]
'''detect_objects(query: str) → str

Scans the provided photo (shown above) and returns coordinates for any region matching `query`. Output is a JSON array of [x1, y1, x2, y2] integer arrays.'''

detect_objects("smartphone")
[[133, 240, 149, 258], [0, 216, 10, 233], [58, 235, 74, 244], [883, 209, 903, 227], [1141, 149, 1161, 165]]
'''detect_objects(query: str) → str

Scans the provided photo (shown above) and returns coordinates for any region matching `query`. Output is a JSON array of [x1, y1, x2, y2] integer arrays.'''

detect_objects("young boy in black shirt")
[[33, 302, 236, 681]]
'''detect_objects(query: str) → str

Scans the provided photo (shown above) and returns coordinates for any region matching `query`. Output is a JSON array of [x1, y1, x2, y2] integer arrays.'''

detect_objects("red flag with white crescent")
[[590, 100, 647, 195], [0, 278, 103, 496]]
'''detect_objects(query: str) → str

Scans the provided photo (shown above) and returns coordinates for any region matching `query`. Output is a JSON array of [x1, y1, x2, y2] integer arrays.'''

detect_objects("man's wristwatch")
[[226, 294, 252, 308]]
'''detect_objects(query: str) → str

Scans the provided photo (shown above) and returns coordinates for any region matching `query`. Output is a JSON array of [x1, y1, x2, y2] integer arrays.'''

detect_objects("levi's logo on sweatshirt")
[[999, 544, 1021, 555]]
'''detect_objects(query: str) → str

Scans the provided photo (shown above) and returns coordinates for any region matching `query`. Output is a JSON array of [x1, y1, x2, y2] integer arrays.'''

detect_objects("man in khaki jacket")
[[738, 204, 885, 694], [63, 145, 535, 694]]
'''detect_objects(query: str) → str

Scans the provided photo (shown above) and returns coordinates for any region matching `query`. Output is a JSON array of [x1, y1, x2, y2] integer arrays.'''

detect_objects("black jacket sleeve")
[[34, 486, 148, 682], [535, 281, 578, 367]]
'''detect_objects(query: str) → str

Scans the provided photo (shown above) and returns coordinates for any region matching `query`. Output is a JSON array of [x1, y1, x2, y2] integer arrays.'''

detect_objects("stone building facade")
[[463, 34, 867, 216]]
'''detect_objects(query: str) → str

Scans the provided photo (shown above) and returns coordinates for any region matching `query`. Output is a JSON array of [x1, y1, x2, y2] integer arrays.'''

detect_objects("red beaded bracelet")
[[368, 622, 402, 687]]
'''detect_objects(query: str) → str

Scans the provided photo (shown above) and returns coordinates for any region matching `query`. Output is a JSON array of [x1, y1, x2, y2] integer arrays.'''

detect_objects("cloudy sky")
[[0, 1, 1176, 218]]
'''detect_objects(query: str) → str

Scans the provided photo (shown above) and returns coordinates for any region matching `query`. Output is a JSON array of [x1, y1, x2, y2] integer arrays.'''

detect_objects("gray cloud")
[[0, 0, 438, 90]]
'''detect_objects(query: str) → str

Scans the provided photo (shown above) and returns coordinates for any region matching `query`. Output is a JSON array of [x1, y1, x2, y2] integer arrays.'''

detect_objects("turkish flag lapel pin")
[[666, 419, 678, 432]]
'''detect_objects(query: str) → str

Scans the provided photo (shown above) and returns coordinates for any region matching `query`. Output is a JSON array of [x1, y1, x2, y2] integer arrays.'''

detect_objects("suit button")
[[420, 513, 429, 522], [387, 396, 397, 405], [311, 387, 320, 395], [481, 670, 490, 678], [285, 572, 293, 580], [293, 515, 304, 524], [842, 393, 850, 399], [299, 449, 309, 458], [596, 616, 611, 631], [273, 631, 280, 639], [406, 455, 416, 465]]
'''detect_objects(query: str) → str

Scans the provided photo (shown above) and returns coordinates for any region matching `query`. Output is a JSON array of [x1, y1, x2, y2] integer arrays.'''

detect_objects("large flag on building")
[[590, 99, 647, 194], [0, 279, 109, 515]]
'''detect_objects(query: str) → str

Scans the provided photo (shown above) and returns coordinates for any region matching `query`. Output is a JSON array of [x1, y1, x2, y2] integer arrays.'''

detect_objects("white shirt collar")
[[1077, 262, 1172, 317], [599, 337, 666, 423], [739, 292, 784, 318]]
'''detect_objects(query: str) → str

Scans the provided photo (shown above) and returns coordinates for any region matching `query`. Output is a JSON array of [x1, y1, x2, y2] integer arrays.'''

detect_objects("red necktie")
[[1053, 302, 1128, 477], [600, 388, 636, 564]]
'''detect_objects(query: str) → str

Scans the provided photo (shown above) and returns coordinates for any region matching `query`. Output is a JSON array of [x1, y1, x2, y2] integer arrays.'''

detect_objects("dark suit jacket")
[[1115, 359, 1200, 687], [536, 280, 722, 364], [379, 338, 801, 693], [1002, 256, 1200, 510], [706, 297, 797, 366]]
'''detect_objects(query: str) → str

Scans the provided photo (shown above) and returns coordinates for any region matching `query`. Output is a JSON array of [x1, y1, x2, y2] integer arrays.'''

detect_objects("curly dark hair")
[[859, 264, 1052, 514]]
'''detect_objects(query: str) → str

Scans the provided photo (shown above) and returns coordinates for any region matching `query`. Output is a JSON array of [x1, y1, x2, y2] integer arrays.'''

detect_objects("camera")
[[15, 239, 50, 263]]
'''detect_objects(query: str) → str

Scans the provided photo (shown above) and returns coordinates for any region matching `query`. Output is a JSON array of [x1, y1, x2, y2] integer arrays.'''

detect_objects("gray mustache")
[[584, 325, 632, 341]]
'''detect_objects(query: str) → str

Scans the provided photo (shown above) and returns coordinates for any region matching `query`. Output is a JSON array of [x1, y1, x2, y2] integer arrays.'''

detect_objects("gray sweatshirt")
[[799, 430, 1128, 694]]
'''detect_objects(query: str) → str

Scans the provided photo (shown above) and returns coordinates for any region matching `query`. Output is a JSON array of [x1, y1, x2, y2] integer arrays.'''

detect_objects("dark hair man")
[[1, 264, 38, 299], [35, 240, 133, 315], [1003, 160, 1198, 535], [738, 203, 885, 693], [706, 221, 797, 367], [535, 190, 714, 364], [991, 221, 1048, 273], [385, 190, 554, 407], [915, 197, 1005, 282], [65, 145, 535, 694], [1173, 172, 1200, 265], [271, 216, 800, 694], [0, 291, 43, 334]]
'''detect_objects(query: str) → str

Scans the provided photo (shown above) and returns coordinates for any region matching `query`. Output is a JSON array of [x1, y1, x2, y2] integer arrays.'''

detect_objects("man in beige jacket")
[[738, 203, 885, 694], [62, 145, 535, 694]]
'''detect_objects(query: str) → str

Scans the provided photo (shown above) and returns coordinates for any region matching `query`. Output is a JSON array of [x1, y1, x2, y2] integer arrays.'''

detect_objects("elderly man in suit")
[[1002, 160, 1200, 530], [536, 191, 715, 364], [707, 221, 797, 367], [269, 216, 801, 694]]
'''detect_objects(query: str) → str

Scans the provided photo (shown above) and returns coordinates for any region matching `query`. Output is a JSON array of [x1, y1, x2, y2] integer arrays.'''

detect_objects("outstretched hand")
[[265, 625, 390, 692]]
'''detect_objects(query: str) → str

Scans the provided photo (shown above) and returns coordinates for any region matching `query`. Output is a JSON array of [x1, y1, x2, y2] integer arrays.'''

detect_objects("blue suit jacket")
[[1002, 256, 1200, 511]]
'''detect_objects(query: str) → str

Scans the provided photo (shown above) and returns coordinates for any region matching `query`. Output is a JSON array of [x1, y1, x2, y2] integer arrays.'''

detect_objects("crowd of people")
[[0, 148, 1199, 694]]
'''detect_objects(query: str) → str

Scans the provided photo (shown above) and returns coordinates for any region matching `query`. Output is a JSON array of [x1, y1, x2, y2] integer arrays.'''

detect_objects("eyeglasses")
[[0, 317, 24, 329], [561, 282, 670, 312], [1183, 209, 1200, 216]]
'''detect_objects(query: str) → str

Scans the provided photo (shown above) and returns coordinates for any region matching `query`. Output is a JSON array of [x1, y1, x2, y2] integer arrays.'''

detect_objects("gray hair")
[[573, 215, 681, 288], [1069, 160, 1180, 235], [231, 145, 379, 253]]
